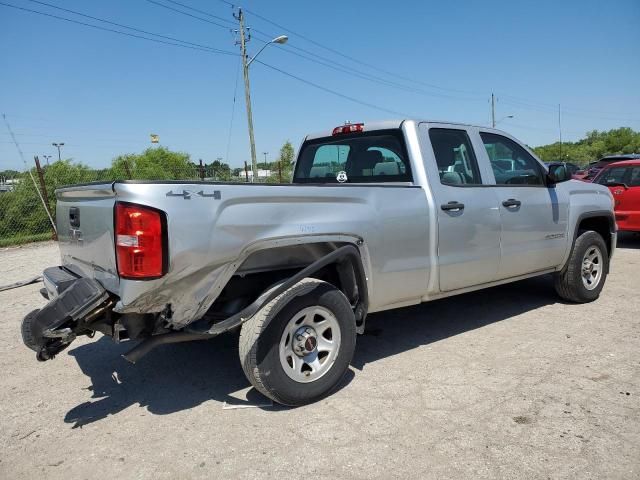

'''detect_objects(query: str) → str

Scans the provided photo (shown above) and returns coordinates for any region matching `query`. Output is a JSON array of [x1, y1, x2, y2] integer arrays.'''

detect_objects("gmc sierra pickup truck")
[[22, 120, 616, 406]]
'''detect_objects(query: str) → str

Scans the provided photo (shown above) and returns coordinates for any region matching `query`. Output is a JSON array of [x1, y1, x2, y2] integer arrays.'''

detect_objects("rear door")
[[419, 124, 502, 291], [477, 131, 569, 279]]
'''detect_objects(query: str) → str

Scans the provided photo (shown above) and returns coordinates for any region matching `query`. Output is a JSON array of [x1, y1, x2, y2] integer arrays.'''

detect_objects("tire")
[[21, 309, 41, 352], [554, 230, 609, 303], [239, 278, 356, 406]]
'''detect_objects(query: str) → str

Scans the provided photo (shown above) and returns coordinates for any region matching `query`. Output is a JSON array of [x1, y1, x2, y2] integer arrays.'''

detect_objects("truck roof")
[[304, 119, 507, 141]]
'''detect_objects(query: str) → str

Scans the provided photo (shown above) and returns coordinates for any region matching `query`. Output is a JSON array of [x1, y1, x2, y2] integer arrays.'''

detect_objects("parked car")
[[592, 159, 640, 232], [580, 154, 640, 181], [22, 120, 616, 405]]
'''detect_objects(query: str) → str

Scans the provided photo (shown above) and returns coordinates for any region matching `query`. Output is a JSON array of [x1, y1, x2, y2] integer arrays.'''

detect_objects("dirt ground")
[[1, 236, 639, 479]]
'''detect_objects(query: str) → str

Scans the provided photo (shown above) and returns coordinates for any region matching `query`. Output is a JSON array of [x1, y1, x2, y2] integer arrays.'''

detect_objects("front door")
[[420, 125, 502, 292], [596, 163, 640, 232], [478, 131, 569, 279]]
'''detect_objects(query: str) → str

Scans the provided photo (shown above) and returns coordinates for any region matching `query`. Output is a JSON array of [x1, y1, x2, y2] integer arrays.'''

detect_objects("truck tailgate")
[[55, 183, 119, 293]]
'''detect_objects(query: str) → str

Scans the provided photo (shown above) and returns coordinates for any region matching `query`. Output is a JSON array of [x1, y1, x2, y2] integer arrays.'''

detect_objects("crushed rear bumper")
[[22, 267, 111, 361]]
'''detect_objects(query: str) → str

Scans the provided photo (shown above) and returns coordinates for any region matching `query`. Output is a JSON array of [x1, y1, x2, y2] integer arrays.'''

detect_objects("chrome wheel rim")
[[279, 306, 341, 383], [581, 245, 603, 290]]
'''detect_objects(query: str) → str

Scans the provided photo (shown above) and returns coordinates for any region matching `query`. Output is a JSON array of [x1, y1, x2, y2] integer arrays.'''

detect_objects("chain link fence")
[[0, 160, 282, 248]]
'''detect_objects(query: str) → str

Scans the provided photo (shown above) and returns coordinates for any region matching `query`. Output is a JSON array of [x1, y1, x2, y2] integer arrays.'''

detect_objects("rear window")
[[293, 129, 412, 183]]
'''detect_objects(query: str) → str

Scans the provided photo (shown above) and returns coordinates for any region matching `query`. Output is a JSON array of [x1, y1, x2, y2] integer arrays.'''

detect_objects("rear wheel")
[[554, 230, 609, 303], [239, 278, 356, 406]]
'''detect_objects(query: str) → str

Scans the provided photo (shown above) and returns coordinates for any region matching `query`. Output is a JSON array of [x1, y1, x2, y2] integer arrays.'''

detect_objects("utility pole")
[[235, 8, 258, 181], [558, 104, 563, 159], [52, 142, 64, 161], [491, 93, 496, 128]]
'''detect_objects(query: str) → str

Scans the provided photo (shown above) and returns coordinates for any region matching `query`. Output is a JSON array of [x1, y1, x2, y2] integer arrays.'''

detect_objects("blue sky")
[[1, 0, 639, 171]]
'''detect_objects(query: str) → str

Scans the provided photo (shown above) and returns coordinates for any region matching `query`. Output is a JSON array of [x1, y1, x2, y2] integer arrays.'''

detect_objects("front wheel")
[[554, 230, 609, 303], [239, 278, 356, 406]]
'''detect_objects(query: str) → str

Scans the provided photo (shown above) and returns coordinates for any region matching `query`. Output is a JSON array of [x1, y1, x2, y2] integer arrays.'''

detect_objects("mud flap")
[[21, 277, 110, 361]]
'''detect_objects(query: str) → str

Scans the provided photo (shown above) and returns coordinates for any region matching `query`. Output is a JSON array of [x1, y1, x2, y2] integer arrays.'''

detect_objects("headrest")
[[373, 162, 400, 176], [359, 150, 384, 170]]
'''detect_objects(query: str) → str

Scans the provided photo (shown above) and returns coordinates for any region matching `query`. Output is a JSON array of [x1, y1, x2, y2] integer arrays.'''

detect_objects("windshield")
[[293, 129, 412, 183]]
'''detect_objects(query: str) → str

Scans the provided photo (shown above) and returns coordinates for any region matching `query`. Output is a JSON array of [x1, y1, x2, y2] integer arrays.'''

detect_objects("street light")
[[495, 115, 514, 125], [42, 154, 52, 166], [262, 151, 269, 170], [236, 7, 288, 180], [247, 35, 288, 67], [52, 142, 65, 161]]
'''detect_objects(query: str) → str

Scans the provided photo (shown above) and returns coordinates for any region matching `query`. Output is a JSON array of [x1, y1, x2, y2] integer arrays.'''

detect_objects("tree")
[[267, 140, 296, 182], [110, 147, 196, 180], [209, 159, 232, 181], [532, 127, 640, 165]]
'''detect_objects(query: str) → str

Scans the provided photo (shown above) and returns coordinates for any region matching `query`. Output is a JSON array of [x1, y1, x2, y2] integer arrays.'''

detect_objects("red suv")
[[581, 154, 640, 181], [593, 159, 640, 232]]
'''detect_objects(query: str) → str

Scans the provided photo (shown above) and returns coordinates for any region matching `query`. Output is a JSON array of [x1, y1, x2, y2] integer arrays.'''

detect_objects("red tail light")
[[115, 202, 166, 279], [332, 123, 364, 135]]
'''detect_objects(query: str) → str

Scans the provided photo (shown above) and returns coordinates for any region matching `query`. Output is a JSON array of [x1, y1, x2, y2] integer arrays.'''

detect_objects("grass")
[[0, 232, 53, 248]]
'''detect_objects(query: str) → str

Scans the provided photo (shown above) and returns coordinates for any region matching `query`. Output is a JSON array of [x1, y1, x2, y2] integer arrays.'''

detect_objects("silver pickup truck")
[[22, 120, 616, 406]]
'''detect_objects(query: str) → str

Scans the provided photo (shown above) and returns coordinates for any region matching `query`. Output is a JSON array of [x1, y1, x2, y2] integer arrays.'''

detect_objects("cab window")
[[480, 133, 545, 186], [294, 129, 412, 183], [429, 128, 482, 185]]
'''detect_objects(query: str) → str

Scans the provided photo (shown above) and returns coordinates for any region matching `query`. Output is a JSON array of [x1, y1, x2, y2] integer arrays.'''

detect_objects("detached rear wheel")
[[239, 278, 356, 406], [554, 230, 609, 302]]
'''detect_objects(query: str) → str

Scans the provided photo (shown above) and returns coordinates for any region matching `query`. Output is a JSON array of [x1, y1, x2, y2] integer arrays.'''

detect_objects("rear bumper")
[[22, 267, 112, 361]]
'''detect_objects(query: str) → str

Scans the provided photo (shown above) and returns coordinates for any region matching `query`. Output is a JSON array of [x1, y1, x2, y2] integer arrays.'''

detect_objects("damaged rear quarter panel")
[[111, 181, 430, 327]]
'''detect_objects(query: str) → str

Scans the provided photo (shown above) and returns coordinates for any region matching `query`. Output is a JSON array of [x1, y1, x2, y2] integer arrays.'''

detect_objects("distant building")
[[238, 169, 272, 179]]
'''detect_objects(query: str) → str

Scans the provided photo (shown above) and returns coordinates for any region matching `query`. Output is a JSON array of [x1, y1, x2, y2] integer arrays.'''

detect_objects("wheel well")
[[204, 242, 365, 329], [577, 216, 613, 255]]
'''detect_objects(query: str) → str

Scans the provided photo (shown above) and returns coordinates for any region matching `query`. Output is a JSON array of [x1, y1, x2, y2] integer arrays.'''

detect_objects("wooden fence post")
[[34, 156, 57, 241]]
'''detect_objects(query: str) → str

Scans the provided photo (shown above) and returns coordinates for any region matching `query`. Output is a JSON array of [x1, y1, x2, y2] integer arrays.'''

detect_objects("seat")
[[441, 172, 465, 185], [373, 162, 400, 176], [309, 166, 329, 178], [350, 150, 384, 177]]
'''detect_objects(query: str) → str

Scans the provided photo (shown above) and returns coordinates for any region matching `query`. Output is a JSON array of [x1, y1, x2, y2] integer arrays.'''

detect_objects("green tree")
[[266, 140, 296, 182], [533, 127, 640, 166], [110, 147, 196, 180]]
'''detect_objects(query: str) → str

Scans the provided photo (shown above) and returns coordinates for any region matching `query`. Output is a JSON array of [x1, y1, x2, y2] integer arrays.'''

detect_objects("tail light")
[[115, 202, 167, 279], [332, 123, 364, 135]]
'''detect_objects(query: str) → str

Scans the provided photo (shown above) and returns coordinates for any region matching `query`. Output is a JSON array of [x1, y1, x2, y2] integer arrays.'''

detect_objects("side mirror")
[[547, 162, 570, 184]]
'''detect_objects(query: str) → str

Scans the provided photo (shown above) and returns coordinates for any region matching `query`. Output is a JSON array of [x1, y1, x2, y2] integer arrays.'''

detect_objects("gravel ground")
[[0, 236, 639, 479]]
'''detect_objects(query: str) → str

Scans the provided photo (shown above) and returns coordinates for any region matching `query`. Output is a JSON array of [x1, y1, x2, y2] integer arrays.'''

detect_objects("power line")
[[255, 60, 410, 118], [25, 0, 233, 54], [160, 0, 236, 27], [241, 7, 482, 97], [0, 1, 236, 55], [144, 0, 233, 31], [248, 30, 482, 102]]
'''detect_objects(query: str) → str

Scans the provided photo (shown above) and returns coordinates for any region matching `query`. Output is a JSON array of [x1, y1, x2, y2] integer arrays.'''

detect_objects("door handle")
[[502, 199, 521, 208], [441, 201, 465, 212]]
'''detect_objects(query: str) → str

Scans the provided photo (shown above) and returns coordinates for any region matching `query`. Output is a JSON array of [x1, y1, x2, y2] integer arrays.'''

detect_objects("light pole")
[[235, 7, 287, 180], [262, 151, 268, 170], [42, 154, 52, 166], [52, 142, 64, 161]]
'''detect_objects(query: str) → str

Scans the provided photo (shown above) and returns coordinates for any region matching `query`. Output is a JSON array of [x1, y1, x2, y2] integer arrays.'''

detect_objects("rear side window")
[[630, 167, 640, 186], [294, 129, 411, 183], [480, 132, 545, 186], [429, 128, 482, 186], [597, 166, 628, 185]]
